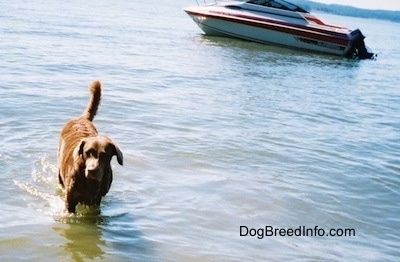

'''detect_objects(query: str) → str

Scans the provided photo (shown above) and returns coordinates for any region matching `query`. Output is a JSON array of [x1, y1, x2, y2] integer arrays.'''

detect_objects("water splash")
[[14, 154, 65, 217]]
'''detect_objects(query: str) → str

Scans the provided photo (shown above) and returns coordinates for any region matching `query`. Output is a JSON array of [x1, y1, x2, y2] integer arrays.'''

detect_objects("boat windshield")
[[246, 0, 309, 13]]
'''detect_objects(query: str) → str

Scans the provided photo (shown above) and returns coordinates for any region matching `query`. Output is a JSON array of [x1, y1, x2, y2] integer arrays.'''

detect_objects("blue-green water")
[[1, 0, 399, 261]]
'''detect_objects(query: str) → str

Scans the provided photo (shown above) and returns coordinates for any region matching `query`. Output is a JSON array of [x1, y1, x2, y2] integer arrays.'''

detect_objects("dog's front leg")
[[65, 193, 78, 213]]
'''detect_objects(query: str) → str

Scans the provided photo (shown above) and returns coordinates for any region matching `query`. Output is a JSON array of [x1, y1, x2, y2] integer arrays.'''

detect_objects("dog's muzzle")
[[85, 168, 102, 181]]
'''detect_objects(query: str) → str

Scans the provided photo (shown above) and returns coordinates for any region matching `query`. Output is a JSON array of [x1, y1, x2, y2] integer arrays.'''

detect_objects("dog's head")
[[75, 136, 123, 181]]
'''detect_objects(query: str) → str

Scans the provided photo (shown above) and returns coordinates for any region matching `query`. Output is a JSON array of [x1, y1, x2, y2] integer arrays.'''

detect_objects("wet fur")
[[58, 80, 123, 213]]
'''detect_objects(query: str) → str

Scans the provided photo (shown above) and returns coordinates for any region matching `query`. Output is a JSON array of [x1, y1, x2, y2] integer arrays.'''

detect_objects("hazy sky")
[[313, 0, 400, 10]]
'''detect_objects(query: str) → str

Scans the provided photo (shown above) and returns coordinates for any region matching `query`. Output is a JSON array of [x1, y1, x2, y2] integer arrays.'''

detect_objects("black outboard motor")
[[347, 29, 374, 59]]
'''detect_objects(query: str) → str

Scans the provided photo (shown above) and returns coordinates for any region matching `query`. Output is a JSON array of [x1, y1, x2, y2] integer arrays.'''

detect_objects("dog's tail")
[[82, 80, 102, 121]]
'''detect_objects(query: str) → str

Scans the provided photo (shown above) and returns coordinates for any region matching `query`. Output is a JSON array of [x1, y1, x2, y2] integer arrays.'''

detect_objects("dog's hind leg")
[[58, 172, 64, 187]]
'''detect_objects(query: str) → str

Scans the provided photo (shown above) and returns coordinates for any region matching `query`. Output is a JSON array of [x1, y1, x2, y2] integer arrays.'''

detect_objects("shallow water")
[[1, 0, 399, 261]]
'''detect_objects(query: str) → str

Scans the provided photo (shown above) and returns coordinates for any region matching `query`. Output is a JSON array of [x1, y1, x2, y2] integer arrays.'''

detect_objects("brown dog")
[[58, 80, 123, 213]]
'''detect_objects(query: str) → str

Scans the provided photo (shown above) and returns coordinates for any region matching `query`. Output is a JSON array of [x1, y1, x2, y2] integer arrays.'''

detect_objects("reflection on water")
[[54, 222, 106, 261], [198, 34, 304, 55], [53, 211, 155, 261]]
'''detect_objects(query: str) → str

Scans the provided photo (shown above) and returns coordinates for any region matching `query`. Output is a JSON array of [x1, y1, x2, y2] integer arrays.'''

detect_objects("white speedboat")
[[184, 0, 374, 59]]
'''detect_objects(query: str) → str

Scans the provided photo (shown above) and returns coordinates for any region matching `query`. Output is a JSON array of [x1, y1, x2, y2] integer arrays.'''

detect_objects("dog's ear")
[[73, 140, 86, 163], [111, 142, 123, 165], [78, 140, 86, 158]]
